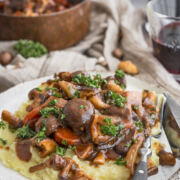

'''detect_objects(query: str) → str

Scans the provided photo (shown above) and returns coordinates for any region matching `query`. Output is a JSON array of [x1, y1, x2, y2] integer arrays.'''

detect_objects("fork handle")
[[132, 160, 148, 180]]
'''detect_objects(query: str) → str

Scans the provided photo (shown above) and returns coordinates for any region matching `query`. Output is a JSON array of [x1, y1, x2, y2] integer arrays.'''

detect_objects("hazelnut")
[[0, 51, 13, 66], [118, 60, 139, 75], [112, 48, 123, 59]]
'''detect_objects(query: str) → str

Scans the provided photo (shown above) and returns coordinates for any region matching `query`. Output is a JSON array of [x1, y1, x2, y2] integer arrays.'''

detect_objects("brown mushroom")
[[1, 110, 23, 129], [93, 151, 105, 165], [158, 150, 176, 166], [0, 51, 13, 66], [33, 138, 56, 158], [63, 99, 94, 135]]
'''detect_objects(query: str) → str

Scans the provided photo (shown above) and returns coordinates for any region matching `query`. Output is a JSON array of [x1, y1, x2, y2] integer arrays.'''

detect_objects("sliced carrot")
[[54, 128, 80, 145], [24, 96, 56, 125], [24, 107, 41, 125]]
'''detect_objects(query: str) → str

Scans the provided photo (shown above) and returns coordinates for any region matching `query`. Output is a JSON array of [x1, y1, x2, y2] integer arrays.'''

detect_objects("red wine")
[[152, 22, 180, 74]]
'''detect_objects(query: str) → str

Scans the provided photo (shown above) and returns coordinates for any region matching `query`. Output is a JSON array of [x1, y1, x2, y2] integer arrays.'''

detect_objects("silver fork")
[[132, 96, 166, 180], [132, 136, 152, 180]]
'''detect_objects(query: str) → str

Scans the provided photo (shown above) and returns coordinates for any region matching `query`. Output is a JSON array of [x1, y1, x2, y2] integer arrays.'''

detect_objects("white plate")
[[0, 73, 179, 180]]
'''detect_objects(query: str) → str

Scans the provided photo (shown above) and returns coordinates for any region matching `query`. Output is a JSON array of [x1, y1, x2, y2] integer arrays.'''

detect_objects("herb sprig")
[[0, 138, 7, 145], [17, 125, 36, 139], [101, 118, 124, 136], [72, 73, 107, 89], [105, 90, 127, 108], [36, 120, 46, 143], [55, 146, 66, 156], [40, 107, 60, 118], [115, 158, 127, 166], [0, 121, 6, 129]]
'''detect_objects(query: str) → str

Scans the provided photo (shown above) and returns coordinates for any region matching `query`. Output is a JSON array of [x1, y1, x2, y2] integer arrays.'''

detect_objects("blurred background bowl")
[[0, 0, 90, 51]]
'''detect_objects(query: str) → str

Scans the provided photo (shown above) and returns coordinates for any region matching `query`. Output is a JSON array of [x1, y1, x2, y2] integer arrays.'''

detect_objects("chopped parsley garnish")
[[40, 107, 60, 118], [105, 90, 127, 108], [0, 138, 7, 145], [74, 90, 80, 98], [101, 118, 124, 136], [125, 142, 131, 147], [8, 125, 16, 133], [72, 73, 106, 88], [102, 109, 107, 114], [0, 121, 6, 129], [68, 145, 76, 151], [46, 87, 58, 91], [56, 146, 66, 156], [115, 158, 127, 166], [135, 121, 143, 132], [133, 105, 139, 110], [52, 92, 61, 98], [17, 125, 36, 139], [36, 120, 46, 143], [132, 139, 137, 143], [14, 40, 48, 59], [114, 80, 120, 85], [48, 99, 58, 106], [120, 84, 126, 90], [36, 87, 42, 92], [104, 118, 112, 125], [79, 105, 87, 109], [60, 114, 66, 120], [62, 139, 67, 145], [115, 70, 125, 78]]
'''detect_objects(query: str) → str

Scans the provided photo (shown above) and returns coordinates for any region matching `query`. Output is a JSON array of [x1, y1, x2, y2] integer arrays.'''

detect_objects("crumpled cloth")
[[0, 0, 180, 105]]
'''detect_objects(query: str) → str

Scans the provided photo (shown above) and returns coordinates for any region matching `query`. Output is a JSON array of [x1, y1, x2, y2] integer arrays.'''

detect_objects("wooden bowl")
[[0, 0, 90, 51]]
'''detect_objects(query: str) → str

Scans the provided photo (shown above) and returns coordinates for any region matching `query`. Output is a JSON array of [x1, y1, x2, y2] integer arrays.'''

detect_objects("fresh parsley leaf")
[[52, 92, 61, 98], [62, 139, 67, 145], [56, 146, 66, 156], [114, 80, 120, 85], [120, 84, 126, 90], [135, 121, 143, 132], [0, 121, 6, 129], [0, 138, 7, 145], [132, 139, 137, 143], [46, 87, 58, 91], [68, 145, 76, 151], [60, 114, 66, 120], [104, 118, 112, 125], [101, 118, 124, 136], [101, 124, 118, 136], [133, 105, 139, 110], [74, 90, 80, 98], [8, 125, 16, 133], [36, 120, 46, 143], [105, 90, 127, 108], [36, 87, 42, 92], [102, 109, 107, 114], [14, 40, 48, 59], [115, 158, 127, 166], [72, 73, 106, 89], [125, 142, 131, 147], [40, 107, 60, 118], [79, 105, 87, 110], [115, 70, 125, 78], [17, 125, 36, 139], [48, 99, 58, 106]]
